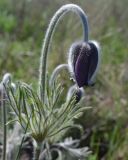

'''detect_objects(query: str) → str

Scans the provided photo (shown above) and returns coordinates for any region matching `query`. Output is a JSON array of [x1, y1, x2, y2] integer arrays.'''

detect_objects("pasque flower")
[[3, 4, 100, 160], [68, 41, 100, 88]]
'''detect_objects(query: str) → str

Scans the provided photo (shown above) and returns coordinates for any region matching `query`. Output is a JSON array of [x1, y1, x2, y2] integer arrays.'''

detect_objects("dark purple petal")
[[74, 42, 99, 87], [74, 42, 91, 87], [68, 41, 99, 88], [71, 42, 82, 72], [88, 42, 99, 84]]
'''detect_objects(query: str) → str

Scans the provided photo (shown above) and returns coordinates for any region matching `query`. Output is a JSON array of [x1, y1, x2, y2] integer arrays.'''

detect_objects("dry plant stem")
[[38, 4, 89, 101], [2, 92, 7, 160]]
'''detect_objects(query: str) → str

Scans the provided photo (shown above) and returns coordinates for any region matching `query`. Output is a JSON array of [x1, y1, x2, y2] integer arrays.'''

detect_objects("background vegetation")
[[0, 0, 128, 159]]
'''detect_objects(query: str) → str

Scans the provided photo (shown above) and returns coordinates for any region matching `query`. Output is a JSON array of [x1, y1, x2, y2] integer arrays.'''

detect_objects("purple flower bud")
[[66, 85, 85, 104], [68, 41, 100, 87], [75, 88, 84, 104]]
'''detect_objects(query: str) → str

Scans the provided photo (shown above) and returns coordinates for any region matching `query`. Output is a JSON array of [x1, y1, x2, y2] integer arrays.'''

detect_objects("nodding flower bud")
[[68, 41, 100, 87], [66, 85, 85, 104], [75, 88, 84, 104]]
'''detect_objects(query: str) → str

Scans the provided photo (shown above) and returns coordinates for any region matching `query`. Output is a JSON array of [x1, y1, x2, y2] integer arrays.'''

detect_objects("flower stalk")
[[1, 73, 12, 160], [1, 90, 6, 160], [50, 64, 68, 86], [38, 4, 89, 102], [33, 142, 42, 160]]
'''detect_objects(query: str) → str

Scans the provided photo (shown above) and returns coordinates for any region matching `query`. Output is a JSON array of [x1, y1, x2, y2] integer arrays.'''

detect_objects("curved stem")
[[38, 4, 89, 101], [49, 64, 68, 86]]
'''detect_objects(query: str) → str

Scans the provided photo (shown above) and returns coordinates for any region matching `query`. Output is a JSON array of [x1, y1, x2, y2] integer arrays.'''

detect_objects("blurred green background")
[[0, 0, 128, 159]]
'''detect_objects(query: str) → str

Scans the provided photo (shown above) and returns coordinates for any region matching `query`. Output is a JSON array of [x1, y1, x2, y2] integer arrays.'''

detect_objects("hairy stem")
[[38, 4, 89, 101], [1, 73, 12, 160], [33, 142, 42, 160], [2, 90, 7, 160], [49, 64, 68, 86]]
